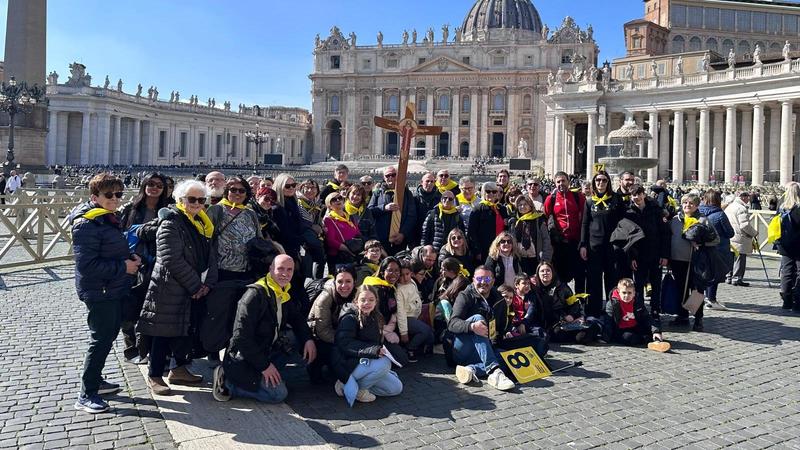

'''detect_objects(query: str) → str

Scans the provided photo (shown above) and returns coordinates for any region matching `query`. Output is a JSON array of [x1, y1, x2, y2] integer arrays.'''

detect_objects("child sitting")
[[396, 260, 435, 362], [604, 278, 670, 352]]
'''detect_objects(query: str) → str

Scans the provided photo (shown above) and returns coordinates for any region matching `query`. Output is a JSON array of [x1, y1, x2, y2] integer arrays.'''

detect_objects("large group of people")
[[67, 162, 799, 414]]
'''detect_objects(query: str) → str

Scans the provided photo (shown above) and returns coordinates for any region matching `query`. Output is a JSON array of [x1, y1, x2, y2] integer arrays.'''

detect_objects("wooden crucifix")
[[374, 102, 442, 239]]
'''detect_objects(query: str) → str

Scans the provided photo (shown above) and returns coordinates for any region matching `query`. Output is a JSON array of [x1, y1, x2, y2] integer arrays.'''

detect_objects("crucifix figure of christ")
[[374, 102, 442, 240]]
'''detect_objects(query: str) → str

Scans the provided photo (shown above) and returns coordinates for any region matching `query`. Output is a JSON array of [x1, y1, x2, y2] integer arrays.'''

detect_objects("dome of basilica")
[[461, 0, 544, 40]]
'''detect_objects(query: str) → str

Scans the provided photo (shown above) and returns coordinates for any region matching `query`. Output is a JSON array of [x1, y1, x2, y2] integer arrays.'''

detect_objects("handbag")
[[329, 216, 364, 256], [683, 289, 705, 315]]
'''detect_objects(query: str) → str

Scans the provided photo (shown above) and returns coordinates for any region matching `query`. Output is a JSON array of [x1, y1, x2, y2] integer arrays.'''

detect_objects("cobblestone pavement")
[[2, 258, 799, 449]]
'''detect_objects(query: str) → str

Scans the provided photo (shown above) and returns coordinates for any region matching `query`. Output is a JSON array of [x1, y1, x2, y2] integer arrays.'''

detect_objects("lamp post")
[[245, 122, 269, 168], [1, 76, 46, 176]]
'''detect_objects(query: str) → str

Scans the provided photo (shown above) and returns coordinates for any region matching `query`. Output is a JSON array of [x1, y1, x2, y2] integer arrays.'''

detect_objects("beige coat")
[[725, 198, 758, 254]]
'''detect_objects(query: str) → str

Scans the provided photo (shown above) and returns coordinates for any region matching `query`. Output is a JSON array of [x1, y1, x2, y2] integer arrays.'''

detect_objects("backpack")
[[768, 209, 798, 246], [125, 224, 155, 266], [305, 276, 332, 304]]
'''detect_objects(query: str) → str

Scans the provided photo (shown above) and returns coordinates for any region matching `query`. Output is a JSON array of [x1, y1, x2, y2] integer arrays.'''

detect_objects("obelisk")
[[3, 0, 47, 85]]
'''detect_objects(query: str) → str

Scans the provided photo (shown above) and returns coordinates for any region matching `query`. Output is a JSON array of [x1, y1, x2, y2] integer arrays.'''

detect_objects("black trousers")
[[672, 260, 704, 320], [306, 340, 334, 381], [586, 245, 617, 317], [147, 336, 191, 377], [780, 256, 800, 310], [635, 260, 663, 319], [611, 322, 652, 346], [81, 299, 122, 396]]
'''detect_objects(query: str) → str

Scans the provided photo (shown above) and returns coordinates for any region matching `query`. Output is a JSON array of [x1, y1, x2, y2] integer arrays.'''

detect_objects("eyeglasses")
[[146, 181, 164, 189], [500, 239, 512, 245], [285, 183, 297, 189], [229, 187, 247, 194], [331, 196, 343, 203], [475, 276, 492, 284], [183, 196, 207, 205], [384, 173, 397, 179], [102, 191, 124, 199], [438, 174, 449, 178], [527, 183, 539, 187], [442, 197, 454, 202], [361, 182, 373, 186]]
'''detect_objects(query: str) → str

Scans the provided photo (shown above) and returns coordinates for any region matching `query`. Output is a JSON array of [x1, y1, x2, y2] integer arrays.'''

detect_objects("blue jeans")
[[226, 353, 290, 403], [452, 314, 500, 377], [350, 356, 403, 396], [406, 317, 434, 351]]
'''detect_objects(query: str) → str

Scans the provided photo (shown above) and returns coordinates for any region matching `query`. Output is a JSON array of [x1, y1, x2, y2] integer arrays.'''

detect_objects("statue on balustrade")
[[587, 65, 598, 82], [412, 29, 417, 45], [625, 62, 634, 80], [675, 56, 684, 76], [728, 49, 736, 69], [175, 91, 180, 103], [753, 44, 762, 65], [117, 79, 123, 92], [442, 24, 449, 44], [349, 32, 357, 47], [650, 60, 658, 78], [402, 30, 409, 45], [153, 87, 158, 100], [170, 91, 175, 103], [136, 84, 143, 98], [702, 53, 711, 72], [601, 64, 610, 88], [427, 27, 434, 43], [314, 34, 321, 50], [455, 27, 462, 42], [47, 71, 59, 85], [66, 62, 92, 88], [783, 41, 792, 62], [542, 25, 549, 41], [376, 31, 383, 47]]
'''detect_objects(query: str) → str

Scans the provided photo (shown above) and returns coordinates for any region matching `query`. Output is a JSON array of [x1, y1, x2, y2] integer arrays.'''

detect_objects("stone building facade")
[[43, 63, 312, 167], [309, 0, 597, 164]]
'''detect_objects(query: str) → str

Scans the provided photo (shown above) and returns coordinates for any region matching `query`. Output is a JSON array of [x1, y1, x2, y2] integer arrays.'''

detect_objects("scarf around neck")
[[456, 192, 475, 205], [435, 179, 458, 194], [220, 198, 247, 210], [438, 203, 459, 219], [344, 200, 364, 217], [328, 209, 351, 223], [517, 211, 544, 221], [175, 202, 215, 238], [256, 273, 292, 304], [591, 193, 613, 209], [363, 276, 395, 289]]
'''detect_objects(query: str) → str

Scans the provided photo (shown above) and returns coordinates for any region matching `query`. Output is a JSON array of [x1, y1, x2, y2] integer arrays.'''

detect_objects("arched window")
[[329, 95, 340, 114], [671, 35, 685, 54], [689, 36, 702, 52], [388, 94, 399, 113], [362, 96, 370, 113], [522, 94, 532, 113], [706, 38, 719, 52], [461, 95, 470, 113], [722, 39, 735, 54], [492, 92, 505, 111], [438, 94, 450, 112], [738, 40, 750, 56]]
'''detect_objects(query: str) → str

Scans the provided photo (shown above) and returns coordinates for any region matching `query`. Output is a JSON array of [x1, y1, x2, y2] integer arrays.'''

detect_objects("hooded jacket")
[[331, 303, 383, 383]]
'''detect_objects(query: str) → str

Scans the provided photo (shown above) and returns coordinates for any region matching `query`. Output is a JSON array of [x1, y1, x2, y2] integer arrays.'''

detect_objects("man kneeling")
[[213, 255, 317, 402], [447, 266, 515, 391]]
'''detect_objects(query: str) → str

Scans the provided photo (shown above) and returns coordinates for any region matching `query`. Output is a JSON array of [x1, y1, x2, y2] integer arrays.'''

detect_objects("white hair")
[[173, 179, 208, 202]]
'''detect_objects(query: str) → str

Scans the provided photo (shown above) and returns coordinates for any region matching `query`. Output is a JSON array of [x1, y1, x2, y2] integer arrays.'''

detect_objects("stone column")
[[780, 100, 794, 185], [46, 110, 57, 165], [55, 112, 68, 164], [480, 89, 489, 157], [506, 88, 518, 157], [713, 109, 725, 178], [132, 119, 141, 165], [344, 89, 356, 160], [634, 114, 645, 156], [372, 90, 383, 155], [426, 92, 435, 156], [79, 112, 92, 165], [469, 89, 479, 157], [769, 105, 781, 179], [685, 111, 697, 181], [112, 115, 122, 165], [553, 114, 564, 174], [94, 112, 111, 165], [450, 92, 460, 157], [740, 108, 753, 175], [672, 110, 685, 183], [724, 106, 737, 184], [587, 111, 597, 172], [400, 90, 407, 111], [659, 112, 670, 179], [698, 108, 710, 184], [751, 103, 764, 185], [647, 111, 658, 182]]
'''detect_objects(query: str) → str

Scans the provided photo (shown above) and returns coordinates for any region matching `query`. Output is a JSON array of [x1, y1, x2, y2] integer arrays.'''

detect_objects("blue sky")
[[1, 0, 643, 110]]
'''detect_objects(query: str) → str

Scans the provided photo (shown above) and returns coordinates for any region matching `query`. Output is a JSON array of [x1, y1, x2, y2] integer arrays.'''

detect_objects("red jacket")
[[543, 190, 585, 243]]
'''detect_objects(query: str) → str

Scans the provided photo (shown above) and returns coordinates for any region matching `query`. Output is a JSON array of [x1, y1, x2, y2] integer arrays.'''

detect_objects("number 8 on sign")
[[499, 346, 551, 383]]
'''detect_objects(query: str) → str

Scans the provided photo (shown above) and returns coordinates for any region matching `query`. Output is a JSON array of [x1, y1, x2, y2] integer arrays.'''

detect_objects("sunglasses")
[[228, 187, 247, 194], [442, 197, 454, 202], [451, 235, 463, 241], [361, 182, 373, 186], [183, 196, 207, 205], [146, 181, 164, 189], [475, 276, 492, 284], [500, 239, 512, 245], [596, 178, 609, 183], [285, 183, 297, 189], [101, 191, 124, 199], [384, 173, 397, 179], [527, 183, 539, 187], [438, 174, 449, 178], [331, 196, 344, 203], [485, 190, 498, 194]]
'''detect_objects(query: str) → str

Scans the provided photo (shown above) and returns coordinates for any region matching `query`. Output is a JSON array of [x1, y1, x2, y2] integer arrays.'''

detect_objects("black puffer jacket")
[[776, 206, 800, 258], [137, 207, 218, 337], [69, 202, 134, 303], [422, 208, 465, 251], [484, 254, 522, 288], [581, 191, 625, 250], [468, 203, 508, 262], [331, 304, 383, 383], [527, 280, 581, 332], [623, 199, 670, 263]]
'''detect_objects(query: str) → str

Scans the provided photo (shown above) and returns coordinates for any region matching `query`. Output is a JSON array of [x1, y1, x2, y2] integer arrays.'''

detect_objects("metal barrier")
[[751, 209, 780, 259]]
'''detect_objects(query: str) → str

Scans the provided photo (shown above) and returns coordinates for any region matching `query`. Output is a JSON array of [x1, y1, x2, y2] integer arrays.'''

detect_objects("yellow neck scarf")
[[327, 181, 341, 191], [220, 198, 247, 210], [459, 264, 470, 278], [366, 262, 379, 274], [256, 273, 292, 304], [363, 276, 395, 289], [517, 212, 544, 221], [298, 198, 320, 213], [175, 202, 215, 238], [435, 179, 459, 194], [328, 209, 351, 223], [591, 193, 613, 209], [438, 203, 459, 219], [344, 200, 364, 217], [566, 293, 589, 305], [82, 208, 115, 220], [480, 199, 497, 208], [682, 216, 699, 233], [456, 193, 475, 205]]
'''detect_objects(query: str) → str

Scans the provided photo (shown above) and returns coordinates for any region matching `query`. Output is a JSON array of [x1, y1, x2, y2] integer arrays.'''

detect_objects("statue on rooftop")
[[377, 31, 383, 48], [402, 30, 409, 45], [117, 79, 123, 92]]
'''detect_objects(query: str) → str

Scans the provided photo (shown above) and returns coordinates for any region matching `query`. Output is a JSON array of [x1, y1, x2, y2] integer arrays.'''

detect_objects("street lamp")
[[245, 122, 269, 167], [1, 76, 46, 176]]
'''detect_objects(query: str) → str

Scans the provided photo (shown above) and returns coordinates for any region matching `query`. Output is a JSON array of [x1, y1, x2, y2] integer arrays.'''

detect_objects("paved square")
[[1, 259, 799, 449]]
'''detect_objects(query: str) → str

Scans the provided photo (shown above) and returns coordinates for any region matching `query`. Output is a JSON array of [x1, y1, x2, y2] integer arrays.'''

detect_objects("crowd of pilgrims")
[[68, 163, 799, 414]]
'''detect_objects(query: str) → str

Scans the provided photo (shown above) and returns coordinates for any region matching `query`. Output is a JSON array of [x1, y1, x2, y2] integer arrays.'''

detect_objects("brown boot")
[[148, 377, 172, 396], [167, 365, 203, 385]]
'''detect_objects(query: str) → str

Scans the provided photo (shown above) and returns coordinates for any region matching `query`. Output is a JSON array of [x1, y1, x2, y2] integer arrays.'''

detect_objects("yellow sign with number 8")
[[499, 346, 551, 383]]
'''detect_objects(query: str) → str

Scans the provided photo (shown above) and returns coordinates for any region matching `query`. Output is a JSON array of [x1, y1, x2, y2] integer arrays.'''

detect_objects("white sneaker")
[[334, 380, 344, 397], [355, 389, 376, 402], [713, 299, 729, 311], [486, 369, 515, 391], [455, 365, 477, 384]]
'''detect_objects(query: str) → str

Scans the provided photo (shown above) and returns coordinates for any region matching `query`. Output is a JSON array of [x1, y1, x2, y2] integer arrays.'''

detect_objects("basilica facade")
[[309, 0, 598, 165]]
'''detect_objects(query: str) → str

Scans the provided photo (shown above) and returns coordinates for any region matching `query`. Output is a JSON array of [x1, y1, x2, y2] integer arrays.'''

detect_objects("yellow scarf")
[[175, 202, 215, 238], [566, 293, 589, 306], [591, 193, 613, 209], [480, 200, 497, 208], [298, 198, 321, 213], [256, 273, 292, 304], [328, 209, 351, 223], [366, 262, 379, 274], [682, 216, 699, 233], [327, 181, 341, 191], [220, 198, 247, 210], [435, 179, 459, 194], [459, 264, 470, 278], [456, 193, 475, 205], [438, 203, 459, 219], [344, 200, 364, 217], [363, 276, 395, 289], [517, 212, 544, 221], [82, 207, 115, 220]]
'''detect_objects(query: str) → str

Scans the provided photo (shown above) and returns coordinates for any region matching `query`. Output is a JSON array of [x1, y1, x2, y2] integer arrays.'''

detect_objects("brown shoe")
[[167, 365, 203, 385], [148, 377, 172, 396]]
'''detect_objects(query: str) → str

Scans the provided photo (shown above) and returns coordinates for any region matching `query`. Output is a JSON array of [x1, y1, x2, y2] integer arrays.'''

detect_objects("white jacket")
[[725, 198, 758, 254]]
